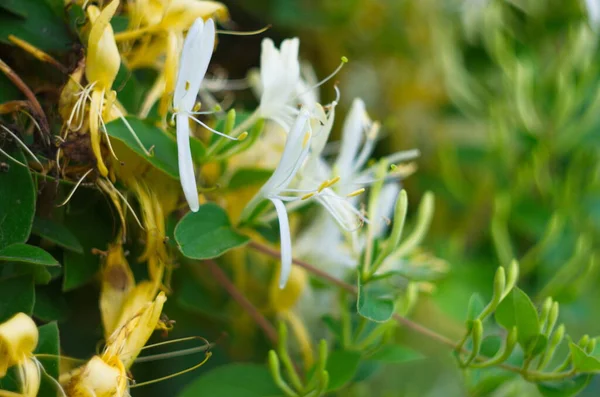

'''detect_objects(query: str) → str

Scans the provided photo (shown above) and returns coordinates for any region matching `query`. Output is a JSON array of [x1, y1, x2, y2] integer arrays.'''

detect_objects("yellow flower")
[[64, 293, 167, 396], [99, 241, 164, 339], [63, 355, 127, 397], [116, 0, 228, 120], [86, 0, 121, 177], [0, 313, 41, 397]]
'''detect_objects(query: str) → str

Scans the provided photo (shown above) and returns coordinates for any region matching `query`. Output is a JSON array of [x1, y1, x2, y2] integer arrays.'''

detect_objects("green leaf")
[[495, 287, 539, 348], [35, 322, 60, 379], [228, 168, 273, 189], [106, 116, 180, 179], [175, 203, 249, 260], [357, 277, 395, 323], [34, 285, 69, 322], [326, 350, 362, 391], [0, 147, 35, 249], [537, 375, 593, 397], [370, 345, 424, 364], [178, 364, 280, 397], [0, 243, 59, 266], [0, 275, 34, 322], [569, 342, 600, 372], [467, 293, 485, 322], [63, 190, 115, 291], [0, 0, 73, 51], [32, 217, 83, 253]]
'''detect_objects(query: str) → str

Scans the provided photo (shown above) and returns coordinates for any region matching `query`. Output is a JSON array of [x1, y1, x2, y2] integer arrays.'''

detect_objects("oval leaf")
[[0, 147, 35, 249], [106, 116, 180, 179], [494, 287, 539, 348], [178, 364, 279, 397], [370, 345, 424, 364], [357, 277, 395, 323], [175, 203, 249, 260], [326, 350, 362, 391], [0, 274, 34, 322], [569, 342, 600, 373], [32, 217, 83, 254], [0, 243, 59, 266]]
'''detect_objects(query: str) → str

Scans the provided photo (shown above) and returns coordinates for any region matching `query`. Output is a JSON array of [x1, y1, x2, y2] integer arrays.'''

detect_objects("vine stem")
[[248, 240, 578, 381], [0, 58, 50, 143], [205, 259, 278, 344]]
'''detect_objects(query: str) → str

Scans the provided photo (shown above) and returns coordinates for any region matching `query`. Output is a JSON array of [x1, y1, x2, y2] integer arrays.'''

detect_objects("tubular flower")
[[100, 241, 164, 340], [173, 18, 221, 212], [84, 0, 121, 177], [0, 313, 41, 397], [241, 109, 312, 288], [257, 38, 301, 129], [64, 293, 167, 397], [117, 0, 228, 119]]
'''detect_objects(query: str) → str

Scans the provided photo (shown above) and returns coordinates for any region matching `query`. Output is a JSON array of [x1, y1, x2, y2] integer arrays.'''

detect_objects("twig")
[[205, 259, 278, 344], [248, 241, 357, 294], [0, 58, 50, 143]]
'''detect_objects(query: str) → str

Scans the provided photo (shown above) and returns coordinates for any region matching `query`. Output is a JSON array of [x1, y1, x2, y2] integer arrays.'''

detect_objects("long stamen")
[[129, 352, 212, 388], [57, 168, 94, 207], [111, 104, 152, 156], [187, 114, 247, 141], [0, 125, 42, 166], [295, 56, 348, 100], [0, 146, 28, 168], [98, 95, 120, 162], [216, 25, 271, 36], [104, 179, 145, 230]]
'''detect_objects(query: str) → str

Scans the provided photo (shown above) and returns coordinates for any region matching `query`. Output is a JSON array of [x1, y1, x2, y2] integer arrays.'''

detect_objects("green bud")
[[586, 338, 596, 355], [539, 297, 552, 328], [225, 108, 236, 134], [463, 319, 483, 367], [268, 350, 298, 397], [546, 302, 559, 336], [579, 334, 590, 348], [503, 260, 519, 299], [389, 189, 408, 250], [394, 191, 434, 257]]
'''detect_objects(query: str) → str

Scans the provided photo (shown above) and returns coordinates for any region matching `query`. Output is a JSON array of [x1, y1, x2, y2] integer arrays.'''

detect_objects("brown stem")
[[248, 241, 357, 294], [205, 259, 278, 345], [0, 58, 50, 143]]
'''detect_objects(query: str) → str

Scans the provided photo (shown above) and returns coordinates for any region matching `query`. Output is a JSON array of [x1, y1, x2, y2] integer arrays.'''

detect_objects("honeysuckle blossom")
[[241, 109, 312, 288], [0, 313, 41, 397], [117, 0, 229, 119], [173, 18, 216, 212], [257, 38, 301, 129], [63, 292, 167, 396]]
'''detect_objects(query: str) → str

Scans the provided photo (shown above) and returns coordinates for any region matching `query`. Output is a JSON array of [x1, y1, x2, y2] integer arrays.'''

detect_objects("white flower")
[[242, 109, 313, 288], [257, 38, 301, 129], [173, 18, 215, 212]]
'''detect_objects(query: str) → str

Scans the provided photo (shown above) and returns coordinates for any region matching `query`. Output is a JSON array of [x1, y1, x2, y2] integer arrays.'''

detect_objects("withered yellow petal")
[[104, 292, 166, 370], [65, 355, 127, 397]]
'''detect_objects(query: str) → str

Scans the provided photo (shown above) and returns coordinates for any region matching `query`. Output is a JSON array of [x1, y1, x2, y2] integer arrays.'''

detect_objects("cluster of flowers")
[[1, 0, 420, 395]]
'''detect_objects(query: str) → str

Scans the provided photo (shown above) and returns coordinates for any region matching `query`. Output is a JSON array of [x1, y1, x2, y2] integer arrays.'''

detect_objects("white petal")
[[174, 18, 215, 111], [261, 109, 311, 195], [335, 98, 367, 179], [270, 198, 292, 289], [176, 114, 199, 212]]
